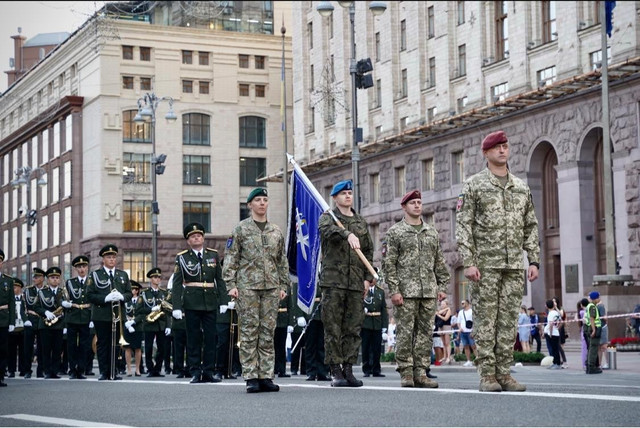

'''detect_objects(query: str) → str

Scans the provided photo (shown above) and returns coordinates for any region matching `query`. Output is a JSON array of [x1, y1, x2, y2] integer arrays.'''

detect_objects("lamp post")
[[317, 1, 386, 211], [134, 93, 177, 268], [11, 166, 47, 281]]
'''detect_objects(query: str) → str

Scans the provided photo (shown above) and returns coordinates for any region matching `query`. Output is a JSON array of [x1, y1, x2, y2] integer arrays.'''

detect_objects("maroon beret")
[[401, 189, 421, 205], [481, 130, 508, 151]]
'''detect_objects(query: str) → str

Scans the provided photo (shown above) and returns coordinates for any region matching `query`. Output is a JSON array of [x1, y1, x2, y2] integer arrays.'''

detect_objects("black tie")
[[109, 271, 114, 284], [16, 296, 20, 302], [198, 252, 203, 264], [80, 279, 84, 287]]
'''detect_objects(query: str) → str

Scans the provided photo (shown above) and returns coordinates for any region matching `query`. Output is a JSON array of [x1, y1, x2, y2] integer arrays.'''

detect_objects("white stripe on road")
[[0, 414, 131, 427]]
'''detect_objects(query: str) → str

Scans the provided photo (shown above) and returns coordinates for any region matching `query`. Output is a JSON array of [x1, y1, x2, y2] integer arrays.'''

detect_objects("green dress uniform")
[[135, 287, 171, 376], [63, 276, 92, 378], [289, 282, 307, 376], [166, 291, 188, 378], [34, 283, 65, 378], [8, 280, 27, 377], [0, 273, 16, 386], [361, 285, 388, 377], [214, 293, 241, 379], [22, 283, 44, 377], [456, 167, 540, 382], [274, 284, 292, 376]]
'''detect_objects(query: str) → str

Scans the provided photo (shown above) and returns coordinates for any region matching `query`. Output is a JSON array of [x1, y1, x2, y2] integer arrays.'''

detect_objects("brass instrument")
[[228, 299, 239, 378], [44, 307, 64, 327], [146, 300, 173, 323], [110, 287, 128, 380]]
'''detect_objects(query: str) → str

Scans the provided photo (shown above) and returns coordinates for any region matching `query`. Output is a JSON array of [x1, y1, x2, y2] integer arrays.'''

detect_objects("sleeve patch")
[[456, 194, 464, 212], [226, 237, 233, 249]]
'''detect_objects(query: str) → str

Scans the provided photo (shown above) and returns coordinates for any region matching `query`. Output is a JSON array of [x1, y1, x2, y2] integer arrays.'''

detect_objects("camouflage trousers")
[[321, 287, 365, 365], [472, 269, 523, 377], [394, 298, 436, 376], [237, 288, 279, 380]]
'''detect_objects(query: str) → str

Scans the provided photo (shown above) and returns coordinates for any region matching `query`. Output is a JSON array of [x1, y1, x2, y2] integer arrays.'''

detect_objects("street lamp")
[[134, 93, 177, 268], [11, 166, 47, 281], [317, 1, 386, 211]]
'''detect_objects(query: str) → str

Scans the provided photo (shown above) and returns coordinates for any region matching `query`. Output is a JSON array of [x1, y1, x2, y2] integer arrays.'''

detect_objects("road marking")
[[1, 414, 131, 427]]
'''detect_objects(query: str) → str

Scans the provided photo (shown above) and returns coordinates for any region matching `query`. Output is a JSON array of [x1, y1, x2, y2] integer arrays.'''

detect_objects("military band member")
[[166, 275, 188, 379], [133, 268, 171, 377], [274, 284, 292, 378], [8, 278, 27, 377], [223, 188, 290, 393], [361, 276, 388, 378], [304, 288, 329, 381], [172, 223, 226, 384], [214, 292, 241, 381], [87, 244, 132, 381], [0, 249, 16, 387], [23, 267, 45, 378], [61, 256, 92, 379], [34, 267, 65, 379], [289, 281, 307, 376], [123, 281, 143, 376]]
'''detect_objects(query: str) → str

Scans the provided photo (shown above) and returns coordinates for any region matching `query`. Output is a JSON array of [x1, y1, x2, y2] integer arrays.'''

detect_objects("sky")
[[0, 1, 107, 93]]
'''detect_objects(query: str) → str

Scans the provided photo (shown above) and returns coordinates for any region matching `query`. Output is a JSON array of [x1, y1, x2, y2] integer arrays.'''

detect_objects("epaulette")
[[177, 249, 189, 255], [206, 248, 218, 253], [24, 285, 34, 289]]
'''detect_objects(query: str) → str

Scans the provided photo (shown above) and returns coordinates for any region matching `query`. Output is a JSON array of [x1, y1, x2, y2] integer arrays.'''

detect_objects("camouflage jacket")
[[222, 218, 290, 292], [318, 208, 374, 291], [383, 218, 450, 298], [455, 168, 540, 270]]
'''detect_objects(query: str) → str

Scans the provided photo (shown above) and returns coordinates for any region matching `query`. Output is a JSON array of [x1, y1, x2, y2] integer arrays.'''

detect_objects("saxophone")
[[146, 292, 173, 323]]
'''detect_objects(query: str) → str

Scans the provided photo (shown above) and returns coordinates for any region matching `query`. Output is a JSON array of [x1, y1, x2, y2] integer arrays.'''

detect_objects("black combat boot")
[[342, 363, 363, 387], [330, 364, 349, 387]]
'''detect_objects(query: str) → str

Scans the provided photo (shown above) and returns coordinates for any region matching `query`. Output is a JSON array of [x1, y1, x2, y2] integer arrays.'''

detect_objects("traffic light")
[[154, 154, 167, 175], [355, 58, 374, 89]]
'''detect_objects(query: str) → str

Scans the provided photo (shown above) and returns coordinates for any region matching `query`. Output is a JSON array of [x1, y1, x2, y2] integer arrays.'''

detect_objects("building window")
[[122, 76, 134, 90], [123, 110, 151, 143], [140, 47, 151, 61], [255, 55, 265, 69], [457, 96, 468, 113], [255, 85, 265, 97], [182, 113, 211, 146], [328, 13, 334, 39], [427, 106, 437, 122], [590, 47, 611, 70], [310, 65, 314, 91], [122, 45, 133, 60], [309, 107, 315, 133], [537, 65, 556, 87], [199, 51, 209, 66], [422, 158, 434, 191], [457, 1, 465, 25], [199, 81, 210, 94], [428, 6, 435, 38], [182, 80, 193, 93], [401, 69, 408, 98], [183, 155, 211, 185], [239, 116, 266, 148], [370, 173, 380, 203], [123, 153, 151, 184], [183, 202, 211, 233], [458, 44, 466, 77], [376, 79, 382, 107], [542, 1, 557, 43], [123, 200, 152, 232], [375, 32, 381, 62], [140, 77, 152, 91], [308, 21, 313, 49], [123, 251, 151, 284], [452, 151, 464, 184], [428, 57, 436, 87], [400, 19, 407, 51], [395, 166, 406, 198], [369, 223, 379, 252], [239, 84, 250, 96], [496, 1, 509, 60], [182, 50, 193, 64], [239, 54, 249, 68], [492, 82, 509, 102], [240, 157, 266, 187], [239, 203, 250, 221], [400, 116, 408, 131]]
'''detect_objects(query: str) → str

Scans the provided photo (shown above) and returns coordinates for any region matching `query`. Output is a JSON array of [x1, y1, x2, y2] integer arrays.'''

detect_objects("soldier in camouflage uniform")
[[383, 190, 449, 388], [223, 188, 289, 393], [455, 130, 540, 392], [319, 179, 374, 388]]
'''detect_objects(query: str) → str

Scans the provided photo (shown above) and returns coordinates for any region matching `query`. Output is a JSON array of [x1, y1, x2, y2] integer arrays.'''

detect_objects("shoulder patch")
[[206, 247, 218, 253], [226, 237, 233, 249], [456, 194, 464, 212], [177, 249, 189, 255]]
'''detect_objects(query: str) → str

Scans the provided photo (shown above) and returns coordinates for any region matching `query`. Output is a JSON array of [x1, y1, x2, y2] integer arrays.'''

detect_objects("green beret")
[[146, 267, 162, 278], [184, 222, 205, 239], [46, 267, 62, 277], [247, 187, 268, 203], [99, 245, 118, 257], [72, 255, 90, 267]]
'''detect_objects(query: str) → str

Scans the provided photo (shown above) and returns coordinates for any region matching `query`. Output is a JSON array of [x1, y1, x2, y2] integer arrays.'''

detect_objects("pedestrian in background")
[[517, 305, 530, 353], [584, 291, 603, 374], [457, 300, 475, 367], [553, 297, 568, 368], [528, 307, 541, 353], [577, 298, 589, 370], [435, 299, 453, 364], [597, 299, 609, 369], [544, 299, 562, 370]]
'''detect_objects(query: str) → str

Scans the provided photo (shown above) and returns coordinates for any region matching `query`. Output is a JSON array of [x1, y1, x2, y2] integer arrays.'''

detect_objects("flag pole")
[[287, 154, 379, 281]]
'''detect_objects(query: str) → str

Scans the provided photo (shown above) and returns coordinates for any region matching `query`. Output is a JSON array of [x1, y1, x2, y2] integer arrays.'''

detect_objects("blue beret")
[[589, 291, 600, 300], [330, 180, 353, 196]]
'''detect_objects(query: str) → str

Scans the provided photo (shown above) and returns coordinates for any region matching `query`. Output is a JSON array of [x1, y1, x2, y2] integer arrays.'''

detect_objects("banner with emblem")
[[285, 155, 327, 314]]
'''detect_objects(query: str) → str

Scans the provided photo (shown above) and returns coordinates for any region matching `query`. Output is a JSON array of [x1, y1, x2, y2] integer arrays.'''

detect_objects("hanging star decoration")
[[295, 208, 310, 261]]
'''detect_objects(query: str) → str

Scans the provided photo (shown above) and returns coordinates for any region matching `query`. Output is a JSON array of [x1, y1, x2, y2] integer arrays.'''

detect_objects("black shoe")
[[258, 378, 280, 392], [213, 373, 223, 382], [246, 379, 260, 393], [112, 376, 122, 380], [291, 371, 298, 376], [8, 373, 15, 378], [37, 374, 44, 378], [24, 373, 31, 379], [587, 368, 603, 374], [98, 374, 109, 381], [134, 373, 141, 377], [202, 374, 221, 383], [190, 375, 202, 384], [176, 373, 186, 379], [277, 372, 291, 378], [426, 372, 437, 379], [363, 373, 371, 377], [147, 372, 160, 378], [224, 374, 237, 380], [85, 372, 95, 376], [306, 375, 316, 381], [372, 373, 386, 377], [316, 374, 331, 381], [233, 371, 242, 378], [69, 373, 78, 379], [0, 381, 6, 387]]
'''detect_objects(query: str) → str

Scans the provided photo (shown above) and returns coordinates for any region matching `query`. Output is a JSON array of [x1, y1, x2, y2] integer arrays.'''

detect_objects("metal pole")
[[151, 97, 158, 269], [281, 22, 288, 221], [349, 4, 360, 212], [26, 171, 32, 282], [600, 2, 616, 275]]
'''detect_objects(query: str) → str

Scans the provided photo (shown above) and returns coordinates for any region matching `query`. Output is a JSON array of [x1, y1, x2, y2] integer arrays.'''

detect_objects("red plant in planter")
[[609, 337, 640, 346]]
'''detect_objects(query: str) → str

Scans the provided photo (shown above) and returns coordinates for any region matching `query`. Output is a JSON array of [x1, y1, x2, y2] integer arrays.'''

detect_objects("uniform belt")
[[184, 282, 215, 288], [366, 312, 381, 317], [278, 308, 288, 313], [314, 298, 321, 302], [72, 303, 91, 309], [0, 305, 7, 310], [28, 310, 38, 316]]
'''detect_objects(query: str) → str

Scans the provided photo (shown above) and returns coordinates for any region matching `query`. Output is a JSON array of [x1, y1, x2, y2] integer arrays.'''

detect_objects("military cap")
[[481, 130, 508, 151], [130, 280, 142, 290], [33, 267, 46, 277], [99, 244, 118, 257], [184, 222, 205, 239], [146, 267, 162, 278], [13, 277, 24, 288], [589, 291, 600, 300], [0, 249, 4, 261], [247, 187, 268, 203], [72, 255, 90, 267], [330, 179, 353, 196], [46, 267, 62, 277], [400, 189, 421, 205]]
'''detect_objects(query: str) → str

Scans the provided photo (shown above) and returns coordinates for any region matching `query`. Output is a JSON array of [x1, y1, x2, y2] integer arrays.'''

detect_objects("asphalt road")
[[1, 364, 639, 427]]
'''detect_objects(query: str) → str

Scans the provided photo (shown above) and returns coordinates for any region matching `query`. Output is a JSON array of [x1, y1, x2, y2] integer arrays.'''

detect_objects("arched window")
[[183, 113, 211, 146], [239, 116, 266, 148], [123, 110, 151, 143]]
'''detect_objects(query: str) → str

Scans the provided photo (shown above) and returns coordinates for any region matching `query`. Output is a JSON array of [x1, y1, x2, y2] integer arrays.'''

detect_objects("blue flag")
[[606, 1, 616, 38], [286, 168, 325, 314]]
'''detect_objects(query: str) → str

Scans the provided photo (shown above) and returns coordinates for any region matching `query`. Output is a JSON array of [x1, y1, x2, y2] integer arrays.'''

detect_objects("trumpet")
[[146, 300, 173, 323], [44, 307, 64, 327]]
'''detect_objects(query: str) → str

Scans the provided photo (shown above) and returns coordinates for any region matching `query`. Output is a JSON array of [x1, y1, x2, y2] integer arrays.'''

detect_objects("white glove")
[[62, 300, 72, 309], [219, 305, 228, 314], [89, 321, 94, 329], [364, 307, 368, 314], [165, 328, 171, 336], [297, 317, 307, 328], [63, 328, 67, 335], [8, 325, 15, 333], [104, 294, 115, 303], [172, 310, 183, 320], [24, 320, 32, 328], [128, 326, 135, 333], [227, 301, 236, 310], [382, 333, 388, 341], [45, 310, 56, 321], [125, 320, 135, 329], [382, 328, 387, 333], [151, 305, 161, 312], [114, 291, 125, 301], [287, 325, 294, 333]]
